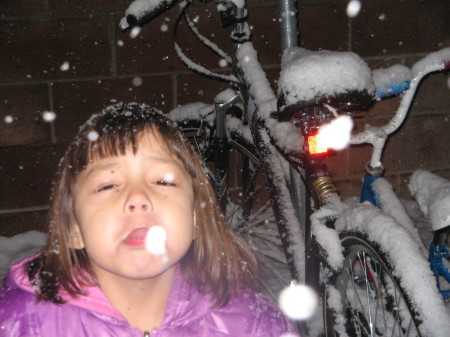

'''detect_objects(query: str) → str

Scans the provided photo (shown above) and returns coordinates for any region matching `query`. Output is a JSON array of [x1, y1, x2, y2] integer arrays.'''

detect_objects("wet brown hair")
[[27, 102, 256, 307]]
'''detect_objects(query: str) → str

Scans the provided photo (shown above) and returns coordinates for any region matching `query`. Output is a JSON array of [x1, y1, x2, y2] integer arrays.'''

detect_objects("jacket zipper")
[[143, 332, 150, 337]]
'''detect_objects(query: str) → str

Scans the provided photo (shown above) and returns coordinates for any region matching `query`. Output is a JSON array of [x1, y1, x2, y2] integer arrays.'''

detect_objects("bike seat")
[[276, 48, 375, 121], [409, 170, 450, 231]]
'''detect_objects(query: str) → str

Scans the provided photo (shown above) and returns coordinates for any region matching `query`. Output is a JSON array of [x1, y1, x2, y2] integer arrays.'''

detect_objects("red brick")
[[115, 7, 217, 76], [298, 2, 348, 51], [48, 0, 130, 15], [0, 84, 52, 146], [334, 178, 364, 200], [383, 114, 450, 174], [176, 64, 279, 107], [0, 17, 110, 82], [266, 66, 282, 93], [367, 57, 406, 69], [247, 6, 283, 66], [52, 76, 174, 141], [0, 143, 67, 210], [361, 97, 402, 119], [176, 72, 229, 106], [0, 210, 48, 237], [115, 3, 283, 76], [352, 0, 449, 56], [325, 149, 350, 178], [410, 72, 450, 113], [435, 169, 450, 181], [0, 0, 46, 17]]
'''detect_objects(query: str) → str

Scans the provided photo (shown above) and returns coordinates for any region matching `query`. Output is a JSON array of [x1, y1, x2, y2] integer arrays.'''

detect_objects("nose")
[[125, 188, 151, 213]]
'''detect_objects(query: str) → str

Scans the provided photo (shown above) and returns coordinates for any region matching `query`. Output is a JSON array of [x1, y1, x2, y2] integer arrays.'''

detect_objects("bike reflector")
[[307, 135, 328, 155]]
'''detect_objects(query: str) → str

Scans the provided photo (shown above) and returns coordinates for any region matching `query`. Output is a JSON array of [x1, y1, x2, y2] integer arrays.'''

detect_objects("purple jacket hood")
[[0, 256, 299, 337]]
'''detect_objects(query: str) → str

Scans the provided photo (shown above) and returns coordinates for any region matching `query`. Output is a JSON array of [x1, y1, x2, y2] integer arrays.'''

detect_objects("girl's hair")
[[27, 102, 256, 307]]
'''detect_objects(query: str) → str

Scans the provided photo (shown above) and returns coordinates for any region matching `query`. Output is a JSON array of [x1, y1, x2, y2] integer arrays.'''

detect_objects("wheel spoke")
[[182, 125, 289, 302], [327, 236, 420, 337]]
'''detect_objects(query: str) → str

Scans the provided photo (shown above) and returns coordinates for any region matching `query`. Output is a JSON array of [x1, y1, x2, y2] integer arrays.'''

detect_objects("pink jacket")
[[0, 257, 299, 337]]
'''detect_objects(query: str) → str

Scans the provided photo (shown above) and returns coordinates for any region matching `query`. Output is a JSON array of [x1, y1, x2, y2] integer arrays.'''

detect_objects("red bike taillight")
[[307, 134, 328, 155]]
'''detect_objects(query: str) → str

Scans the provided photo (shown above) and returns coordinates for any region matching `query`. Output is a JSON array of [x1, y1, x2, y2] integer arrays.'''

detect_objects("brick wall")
[[1, 0, 449, 236]]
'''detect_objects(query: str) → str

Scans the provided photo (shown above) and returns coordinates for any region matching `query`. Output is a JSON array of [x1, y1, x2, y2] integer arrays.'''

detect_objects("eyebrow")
[[83, 162, 119, 178], [84, 155, 181, 177], [148, 156, 182, 167]]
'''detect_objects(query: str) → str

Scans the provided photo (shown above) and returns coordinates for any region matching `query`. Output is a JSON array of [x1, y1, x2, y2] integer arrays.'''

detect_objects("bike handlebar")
[[120, 0, 177, 31], [350, 49, 449, 169]]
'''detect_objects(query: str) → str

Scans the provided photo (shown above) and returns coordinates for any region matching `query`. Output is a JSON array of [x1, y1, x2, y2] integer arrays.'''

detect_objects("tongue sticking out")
[[145, 226, 167, 255], [123, 227, 149, 247]]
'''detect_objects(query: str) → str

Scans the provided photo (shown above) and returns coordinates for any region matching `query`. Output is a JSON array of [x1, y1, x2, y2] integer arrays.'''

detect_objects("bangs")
[[67, 103, 196, 179], [85, 124, 151, 163]]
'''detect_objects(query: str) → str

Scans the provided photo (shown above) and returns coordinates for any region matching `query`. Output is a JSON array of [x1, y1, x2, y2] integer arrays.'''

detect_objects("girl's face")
[[71, 131, 195, 281]]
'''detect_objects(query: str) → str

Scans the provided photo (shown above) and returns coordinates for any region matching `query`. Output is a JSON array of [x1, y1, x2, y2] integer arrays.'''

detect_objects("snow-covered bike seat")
[[276, 48, 375, 120], [409, 170, 450, 231]]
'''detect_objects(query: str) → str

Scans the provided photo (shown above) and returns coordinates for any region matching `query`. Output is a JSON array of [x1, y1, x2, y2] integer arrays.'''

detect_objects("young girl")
[[0, 103, 299, 337]]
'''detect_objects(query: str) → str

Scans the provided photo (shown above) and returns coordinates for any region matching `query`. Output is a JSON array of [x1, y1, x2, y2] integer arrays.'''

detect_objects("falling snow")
[[132, 77, 143, 86], [87, 131, 99, 142], [130, 26, 141, 39], [4, 115, 13, 124], [42, 111, 56, 122], [346, 0, 361, 18], [145, 226, 167, 255], [59, 61, 70, 71], [160, 24, 169, 32], [279, 282, 318, 320], [218, 59, 228, 68]]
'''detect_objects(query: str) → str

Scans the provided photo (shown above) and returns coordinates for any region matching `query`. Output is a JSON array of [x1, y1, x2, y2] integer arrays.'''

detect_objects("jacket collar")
[[160, 268, 213, 329], [7, 255, 212, 328]]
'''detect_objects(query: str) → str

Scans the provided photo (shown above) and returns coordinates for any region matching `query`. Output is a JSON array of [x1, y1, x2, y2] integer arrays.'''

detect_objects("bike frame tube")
[[429, 243, 450, 299], [279, 0, 323, 294], [278, 0, 310, 285], [430, 228, 450, 299], [214, 101, 229, 212], [214, 93, 244, 212], [278, 0, 298, 50], [278, 0, 307, 238]]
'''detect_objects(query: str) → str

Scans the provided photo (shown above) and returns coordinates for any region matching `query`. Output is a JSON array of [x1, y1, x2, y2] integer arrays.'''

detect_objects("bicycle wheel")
[[181, 121, 291, 302], [324, 232, 421, 337]]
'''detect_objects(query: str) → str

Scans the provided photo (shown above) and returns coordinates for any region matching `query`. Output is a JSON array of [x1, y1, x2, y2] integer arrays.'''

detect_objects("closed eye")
[[156, 180, 176, 187], [96, 184, 118, 192]]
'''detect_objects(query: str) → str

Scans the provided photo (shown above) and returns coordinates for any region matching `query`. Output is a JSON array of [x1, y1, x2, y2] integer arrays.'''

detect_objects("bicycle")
[[120, 0, 450, 336]]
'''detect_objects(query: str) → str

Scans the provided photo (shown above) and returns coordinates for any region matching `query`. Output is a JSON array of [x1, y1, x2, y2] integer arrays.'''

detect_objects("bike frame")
[[429, 228, 450, 299]]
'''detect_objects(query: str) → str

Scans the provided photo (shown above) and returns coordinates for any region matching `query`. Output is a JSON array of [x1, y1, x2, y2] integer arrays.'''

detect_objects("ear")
[[68, 224, 85, 249]]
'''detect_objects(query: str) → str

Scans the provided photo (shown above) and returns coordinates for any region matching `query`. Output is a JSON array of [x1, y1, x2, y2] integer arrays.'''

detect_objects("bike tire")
[[324, 232, 421, 337], [181, 122, 291, 302]]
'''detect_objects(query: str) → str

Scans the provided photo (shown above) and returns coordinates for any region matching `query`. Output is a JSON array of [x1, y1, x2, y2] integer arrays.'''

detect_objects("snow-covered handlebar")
[[350, 47, 450, 169], [119, 0, 177, 31]]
